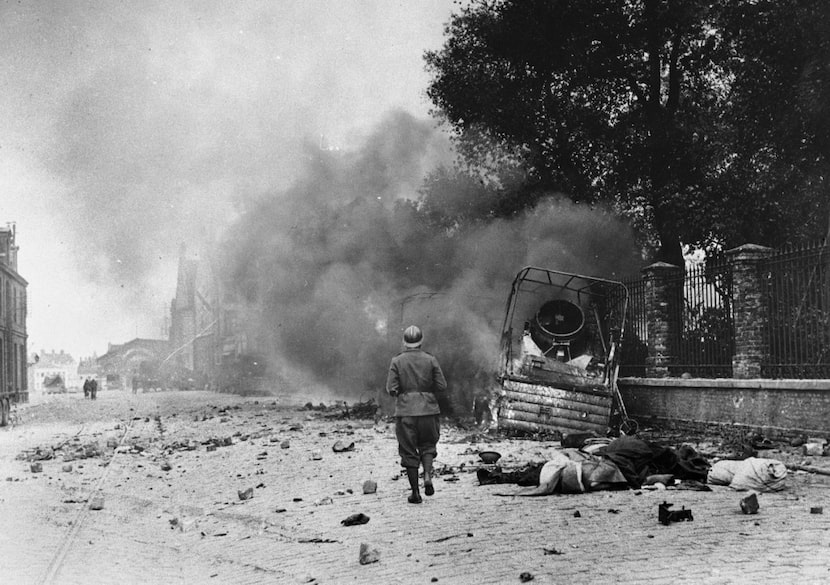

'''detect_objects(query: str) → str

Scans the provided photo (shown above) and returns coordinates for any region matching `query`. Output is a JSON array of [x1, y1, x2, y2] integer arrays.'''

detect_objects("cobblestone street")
[[1, 390, 828, 585]]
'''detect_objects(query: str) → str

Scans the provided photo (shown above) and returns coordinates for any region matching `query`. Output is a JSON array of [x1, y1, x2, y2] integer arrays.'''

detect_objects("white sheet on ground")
[[707, 458, 787, 492]]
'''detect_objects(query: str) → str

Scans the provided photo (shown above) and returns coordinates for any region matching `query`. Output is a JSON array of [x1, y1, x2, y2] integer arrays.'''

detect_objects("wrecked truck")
[[494, 267, 636, 437]]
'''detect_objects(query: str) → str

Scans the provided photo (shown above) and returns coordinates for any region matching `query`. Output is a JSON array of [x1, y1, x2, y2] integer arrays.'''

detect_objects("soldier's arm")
[[433, 359, 447, 393], [386, 361, 401, 396]]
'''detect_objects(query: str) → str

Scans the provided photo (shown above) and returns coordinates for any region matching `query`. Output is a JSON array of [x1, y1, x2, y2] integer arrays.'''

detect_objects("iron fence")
[[620, 255, 734, 378], [618, 277, 647, 377], [621, 240, 830, 379], [762, 241, 830, 378], [674, 254, 734, 377]]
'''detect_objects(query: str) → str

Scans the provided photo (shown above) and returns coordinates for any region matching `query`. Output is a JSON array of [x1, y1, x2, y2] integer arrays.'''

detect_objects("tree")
[[425, 0, 830, 262]]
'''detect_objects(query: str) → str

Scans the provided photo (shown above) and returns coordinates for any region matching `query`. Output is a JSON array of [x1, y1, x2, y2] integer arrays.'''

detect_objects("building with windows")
[[0, 224, 27, 425], [28, 349, 77, 394]]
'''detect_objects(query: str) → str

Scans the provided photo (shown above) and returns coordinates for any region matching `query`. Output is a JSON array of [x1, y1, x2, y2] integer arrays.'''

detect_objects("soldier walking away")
[[386, 325, 447, 504], [90, 378, 98, 400], [83, 377, 91, 399]]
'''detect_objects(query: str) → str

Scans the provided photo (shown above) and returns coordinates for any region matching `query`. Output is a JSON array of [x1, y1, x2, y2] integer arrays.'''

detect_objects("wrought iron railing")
[[618, 277, 647, 377], [762, 240, 830, 378], [621, 240, 829, 379], [620, 255, 734, 378], [674, 254, 734, 377]]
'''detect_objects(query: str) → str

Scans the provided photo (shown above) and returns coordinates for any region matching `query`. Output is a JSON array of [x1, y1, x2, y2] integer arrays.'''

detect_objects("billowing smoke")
[[220, 111, 642, 413], [15, 1, 457, 353]]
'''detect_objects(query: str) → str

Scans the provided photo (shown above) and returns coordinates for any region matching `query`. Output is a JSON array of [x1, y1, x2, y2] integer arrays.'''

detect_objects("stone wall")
[[618, 377, 830, 438]]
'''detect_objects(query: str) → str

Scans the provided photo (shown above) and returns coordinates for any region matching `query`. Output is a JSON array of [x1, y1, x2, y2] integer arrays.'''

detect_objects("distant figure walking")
[[90, 378, 98, 400], [386, 325, 447, 504], [83, 378, 91, 399]]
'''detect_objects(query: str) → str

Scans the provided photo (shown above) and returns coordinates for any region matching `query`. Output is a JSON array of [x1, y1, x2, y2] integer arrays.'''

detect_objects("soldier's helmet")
[[403, 325, 423, 348]]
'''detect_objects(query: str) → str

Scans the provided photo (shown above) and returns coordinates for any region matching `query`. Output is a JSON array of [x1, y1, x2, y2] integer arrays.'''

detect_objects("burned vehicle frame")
[[494, 266, 636, 437]]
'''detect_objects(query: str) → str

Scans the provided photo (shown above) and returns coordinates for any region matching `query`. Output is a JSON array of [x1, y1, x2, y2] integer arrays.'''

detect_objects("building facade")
[[168, 246, 221, 389], [97, 338, 169, 391], [0, 224, 27, 425], [28, 349, 77, 394], [168, 245, 267, 393]]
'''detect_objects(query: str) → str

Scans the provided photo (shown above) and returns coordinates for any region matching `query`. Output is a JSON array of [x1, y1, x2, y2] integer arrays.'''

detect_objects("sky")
[[0, 0, 461, 360]]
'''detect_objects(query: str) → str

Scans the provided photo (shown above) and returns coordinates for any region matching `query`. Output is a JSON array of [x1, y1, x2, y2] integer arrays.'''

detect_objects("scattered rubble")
[[543, 547, 564, 556], [341, 513, 370, 526], [362, 480, 377, 494], [358, 543, 380, 565], [301, 399, 379, 420], [740, 493, 759, 515], [163, 439, 199, 452], [333, 399, 378, 420], [332, 440, 355, 453]]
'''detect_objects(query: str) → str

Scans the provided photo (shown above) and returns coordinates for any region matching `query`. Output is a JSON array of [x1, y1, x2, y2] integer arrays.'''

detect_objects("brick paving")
[[0, 390, 828, 585]]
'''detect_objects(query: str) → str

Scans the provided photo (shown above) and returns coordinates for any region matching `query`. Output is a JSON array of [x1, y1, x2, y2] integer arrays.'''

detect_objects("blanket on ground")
[[707, 458, 787, 492]]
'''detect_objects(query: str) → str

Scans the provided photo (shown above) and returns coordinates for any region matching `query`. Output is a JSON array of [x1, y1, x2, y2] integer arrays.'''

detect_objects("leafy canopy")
[[425, 0, 830, 262]]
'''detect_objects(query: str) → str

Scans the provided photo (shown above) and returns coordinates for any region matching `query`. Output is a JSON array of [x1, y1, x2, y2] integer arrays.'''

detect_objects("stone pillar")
[[727, 244, 773, 379], [643, 262, 683, 378]]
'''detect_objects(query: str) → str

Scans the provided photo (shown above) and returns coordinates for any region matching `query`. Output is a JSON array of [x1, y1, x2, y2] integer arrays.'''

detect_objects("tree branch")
[[666, 28, 683, 113]]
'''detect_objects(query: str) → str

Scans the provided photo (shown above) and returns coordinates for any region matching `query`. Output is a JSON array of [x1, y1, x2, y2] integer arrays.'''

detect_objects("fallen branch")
[[786, 463, 830, 477], [427, 532, 472, 543]]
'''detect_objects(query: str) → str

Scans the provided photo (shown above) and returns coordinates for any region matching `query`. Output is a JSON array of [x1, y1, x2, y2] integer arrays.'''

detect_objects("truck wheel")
[[619, 418, 638, 436]]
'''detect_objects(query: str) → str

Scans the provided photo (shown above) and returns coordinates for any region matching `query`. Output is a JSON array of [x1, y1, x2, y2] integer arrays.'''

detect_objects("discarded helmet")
[[403, 325, 423, 348]]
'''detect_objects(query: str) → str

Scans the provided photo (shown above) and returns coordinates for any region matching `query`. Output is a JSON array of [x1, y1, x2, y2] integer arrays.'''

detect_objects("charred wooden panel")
[[498, 379, 612, 435]]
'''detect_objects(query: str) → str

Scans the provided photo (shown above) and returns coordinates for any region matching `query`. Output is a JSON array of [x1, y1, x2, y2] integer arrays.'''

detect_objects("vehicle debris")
[[494, 267, 635, 437], [658, 501, 693, 525]]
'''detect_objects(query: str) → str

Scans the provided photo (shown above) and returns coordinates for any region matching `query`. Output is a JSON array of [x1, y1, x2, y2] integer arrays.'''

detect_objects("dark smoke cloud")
[[14, 1, 455, 344], [220, 111, 642, 411]]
